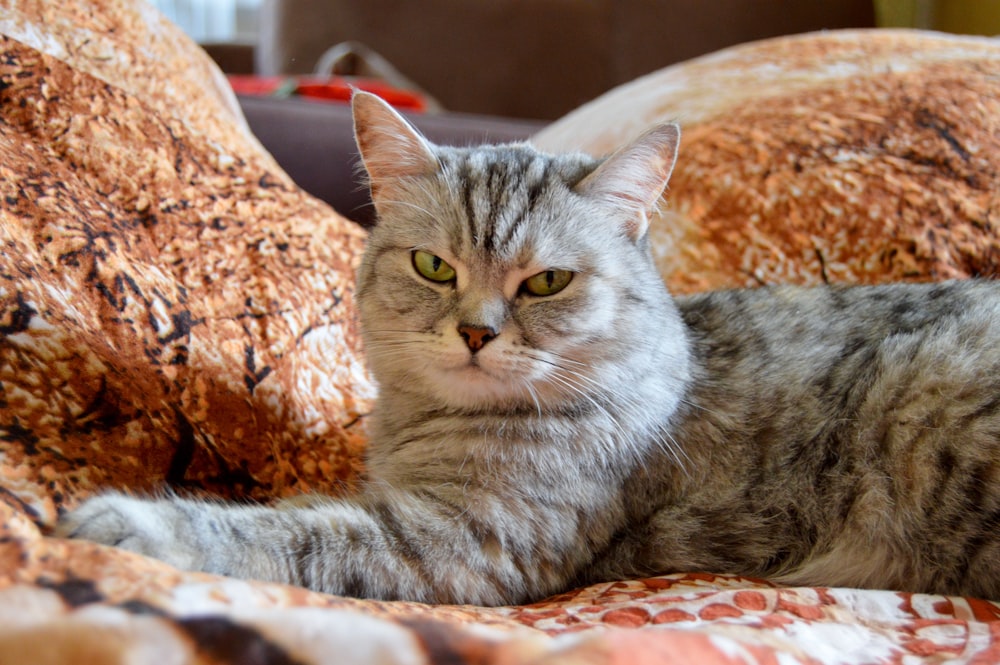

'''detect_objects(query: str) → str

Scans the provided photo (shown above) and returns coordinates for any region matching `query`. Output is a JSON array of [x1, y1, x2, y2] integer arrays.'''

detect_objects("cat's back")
[[672, 278, 1000, 455], [679, 279, 1000, 342], [657, 279, 1000, 597], [676, 279, 1000, 384]]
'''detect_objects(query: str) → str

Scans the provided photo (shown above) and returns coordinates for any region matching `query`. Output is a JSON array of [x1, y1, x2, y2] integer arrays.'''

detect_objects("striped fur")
[[59, 93, 1000, 605]]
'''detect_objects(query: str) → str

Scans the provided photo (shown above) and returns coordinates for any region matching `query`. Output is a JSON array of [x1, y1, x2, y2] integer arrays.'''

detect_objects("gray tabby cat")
[[58, 91, 1000, 606]]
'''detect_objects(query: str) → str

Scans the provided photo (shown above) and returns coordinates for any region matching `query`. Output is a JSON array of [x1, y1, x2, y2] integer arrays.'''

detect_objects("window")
[[148, 0, 260, 43]]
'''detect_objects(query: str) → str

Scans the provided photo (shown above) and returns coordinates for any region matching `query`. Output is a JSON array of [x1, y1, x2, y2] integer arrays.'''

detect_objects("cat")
[[57, 91, 1000, 606]]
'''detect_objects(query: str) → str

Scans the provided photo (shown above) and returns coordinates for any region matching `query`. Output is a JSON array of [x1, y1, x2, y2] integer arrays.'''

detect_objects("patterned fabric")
[[2, 2, 1000, 663], [0, 1, 373, 524], [536, 30, 1000, 294]]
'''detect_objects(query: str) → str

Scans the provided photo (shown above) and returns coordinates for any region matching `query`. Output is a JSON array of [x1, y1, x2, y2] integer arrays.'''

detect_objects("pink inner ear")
[[575, 124, 680, 238], [352, 91, 438, 184]]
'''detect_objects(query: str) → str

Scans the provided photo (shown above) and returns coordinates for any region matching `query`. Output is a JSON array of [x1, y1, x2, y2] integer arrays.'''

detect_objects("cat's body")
[[602, 281, 1000, 597], [58, 92, 1000, 605]]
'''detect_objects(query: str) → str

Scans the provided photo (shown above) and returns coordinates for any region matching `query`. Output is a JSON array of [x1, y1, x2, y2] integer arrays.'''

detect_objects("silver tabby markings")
[[58, 91, 1000, 605]]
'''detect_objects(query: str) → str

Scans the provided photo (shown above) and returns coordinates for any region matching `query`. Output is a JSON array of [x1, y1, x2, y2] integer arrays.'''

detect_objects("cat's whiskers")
[[542, 371, 632, 456], [533, 352, 589, 369], [364, 329, 432, 339], [523, 382, 544, 419], [567, 372, 690, 469], [361, 337, 421, 356], [362, 331, 428, 359], [546, 363, 689, 471], [535, 348, 694, 420], [365, 332, 689, 470], [374, 198, 437, 219], [518, 349, 627, 430], [651, 428, 691, 475], [675, 396, 724, 419]]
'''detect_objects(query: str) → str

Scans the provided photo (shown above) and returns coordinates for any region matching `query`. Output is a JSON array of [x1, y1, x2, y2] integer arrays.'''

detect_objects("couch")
[[3, 1, 1000, 663]]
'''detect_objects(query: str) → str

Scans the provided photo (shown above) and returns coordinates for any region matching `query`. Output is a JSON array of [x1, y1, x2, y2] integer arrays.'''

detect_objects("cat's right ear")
[[574, 123, 680, 241], [352, 91, 439, 196]]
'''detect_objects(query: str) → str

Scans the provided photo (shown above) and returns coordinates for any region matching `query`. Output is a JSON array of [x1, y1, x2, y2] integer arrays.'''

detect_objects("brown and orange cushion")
[[537, 29, 1000, 293]]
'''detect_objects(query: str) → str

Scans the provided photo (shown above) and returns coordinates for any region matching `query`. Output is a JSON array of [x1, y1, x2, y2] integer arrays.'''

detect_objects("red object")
[[227, 75, 428, 112]]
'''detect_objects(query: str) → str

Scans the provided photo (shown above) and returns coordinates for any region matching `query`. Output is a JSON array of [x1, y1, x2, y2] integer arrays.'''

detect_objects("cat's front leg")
[[55, 492, 208, 571], [57, 493, 315, 585], [56, 490, 548, 605], [56, 488, 570, 605]]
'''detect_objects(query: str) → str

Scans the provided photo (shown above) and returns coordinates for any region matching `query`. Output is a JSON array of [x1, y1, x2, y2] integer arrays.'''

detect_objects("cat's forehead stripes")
[[441, 145, 591, 260]]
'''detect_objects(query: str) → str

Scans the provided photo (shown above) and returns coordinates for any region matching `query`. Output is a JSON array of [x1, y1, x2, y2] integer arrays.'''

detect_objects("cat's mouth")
[[448, 345, 491, 372], [438, 343, 535, 395], [457, 356, 492, 378], [448, 351, 509, 385]]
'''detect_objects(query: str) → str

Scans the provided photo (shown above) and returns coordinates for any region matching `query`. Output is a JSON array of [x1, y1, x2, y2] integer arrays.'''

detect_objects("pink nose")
[[457, 325, 498, 352]]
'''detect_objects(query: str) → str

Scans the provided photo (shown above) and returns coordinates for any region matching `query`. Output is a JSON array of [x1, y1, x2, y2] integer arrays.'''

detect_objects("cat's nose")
[[457, 324, 498, 353]]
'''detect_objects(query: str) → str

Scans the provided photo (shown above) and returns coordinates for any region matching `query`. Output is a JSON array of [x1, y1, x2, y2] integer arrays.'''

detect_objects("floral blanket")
[[3, 2, 1000, 662]]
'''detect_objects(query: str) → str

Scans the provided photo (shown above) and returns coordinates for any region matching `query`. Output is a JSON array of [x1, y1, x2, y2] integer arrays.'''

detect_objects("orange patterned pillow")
[[535, 30, 1000, 294], [0, 1, 373, 526]]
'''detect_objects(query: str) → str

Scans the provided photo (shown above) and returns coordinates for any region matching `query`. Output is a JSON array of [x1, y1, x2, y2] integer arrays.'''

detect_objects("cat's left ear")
[[574, 123, 680, 240], [352, 90, 438, 195]]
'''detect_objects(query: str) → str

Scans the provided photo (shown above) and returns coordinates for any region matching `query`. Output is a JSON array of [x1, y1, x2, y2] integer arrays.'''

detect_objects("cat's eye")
[[412, 250, 456, 283], [523, 269, 573, 296]]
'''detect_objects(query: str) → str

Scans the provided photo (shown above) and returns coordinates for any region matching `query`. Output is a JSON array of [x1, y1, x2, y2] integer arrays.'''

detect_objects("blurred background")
[[148, 0, 1000, 223], [152, 0, 999, 120]]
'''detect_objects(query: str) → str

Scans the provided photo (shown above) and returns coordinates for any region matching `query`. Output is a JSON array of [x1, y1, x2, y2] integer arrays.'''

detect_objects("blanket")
[[3, 2, 1000, 662]]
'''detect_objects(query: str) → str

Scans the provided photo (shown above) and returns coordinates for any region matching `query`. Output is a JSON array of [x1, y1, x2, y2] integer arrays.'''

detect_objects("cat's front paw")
[[55, 493, 204, 571]]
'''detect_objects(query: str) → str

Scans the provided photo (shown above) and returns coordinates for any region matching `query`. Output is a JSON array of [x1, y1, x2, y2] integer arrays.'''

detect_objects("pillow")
[[0, 1, 373, 528], [534, 29, 1000, 294]]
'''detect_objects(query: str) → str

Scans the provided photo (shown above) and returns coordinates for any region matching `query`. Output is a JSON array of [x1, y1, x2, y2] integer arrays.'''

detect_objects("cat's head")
[[352, 91, 682, 412]]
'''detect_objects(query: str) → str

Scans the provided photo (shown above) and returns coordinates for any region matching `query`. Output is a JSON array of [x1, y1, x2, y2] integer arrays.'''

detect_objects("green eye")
[[412, 250, 456, 282], [523, 269, 573, 296]]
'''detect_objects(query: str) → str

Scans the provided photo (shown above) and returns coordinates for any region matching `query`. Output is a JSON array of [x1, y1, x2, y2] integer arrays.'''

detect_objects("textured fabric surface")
[[3, 2, 1000, 663], [0, 1, 372, 520], [535, 29, 1000, 294]]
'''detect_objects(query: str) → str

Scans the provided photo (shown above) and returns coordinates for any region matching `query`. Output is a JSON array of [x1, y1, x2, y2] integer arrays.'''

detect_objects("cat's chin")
[[431, 363, 537, 409]]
